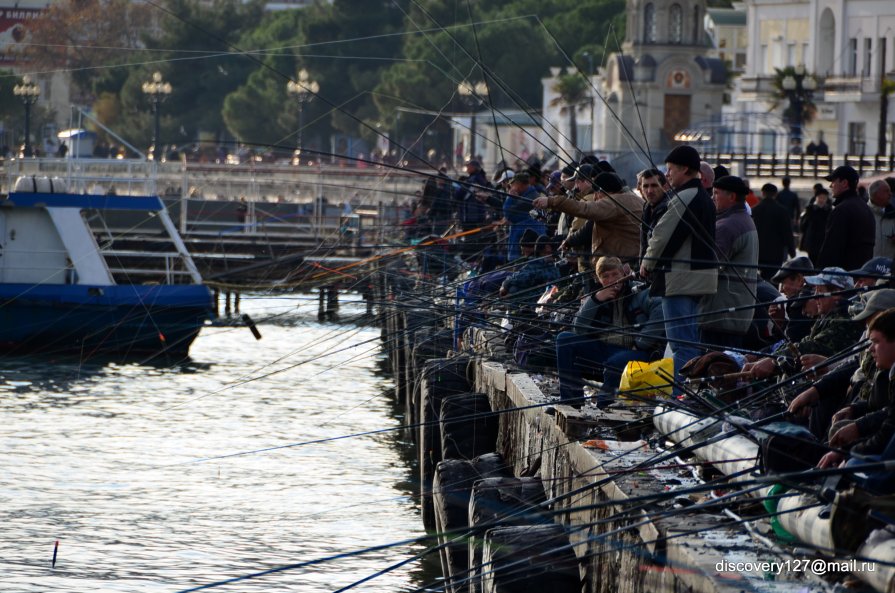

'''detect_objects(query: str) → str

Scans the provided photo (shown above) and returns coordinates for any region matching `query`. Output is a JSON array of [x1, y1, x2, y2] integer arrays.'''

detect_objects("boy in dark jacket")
[[555, 256, 665, 407]]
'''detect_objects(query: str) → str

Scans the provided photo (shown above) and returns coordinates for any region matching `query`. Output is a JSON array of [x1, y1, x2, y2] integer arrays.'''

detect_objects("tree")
[[770, 65, 818, 145], [24, 0, 154, 103], [551, 73, 589, 157]]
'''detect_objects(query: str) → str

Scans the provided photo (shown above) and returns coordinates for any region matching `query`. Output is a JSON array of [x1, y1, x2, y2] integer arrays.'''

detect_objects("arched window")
[[644, 3, 657, 43], [670, 4, 683, 44]]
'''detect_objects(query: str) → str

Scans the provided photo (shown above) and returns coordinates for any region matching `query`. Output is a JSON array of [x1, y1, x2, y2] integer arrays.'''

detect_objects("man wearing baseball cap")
[[816, 165, 875, 270], [747, 267, 863, 379], [788, 289, 895, 441], [850, 256, 893, 288]]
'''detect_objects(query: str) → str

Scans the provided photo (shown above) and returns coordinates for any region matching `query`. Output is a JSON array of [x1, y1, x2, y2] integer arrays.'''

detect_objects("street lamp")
[[286, 68, 320, 165], [14, 75, 40, 157], [779, 64, 817, 150], [142, 71, 172, 162], [457, 80, 489, 162]]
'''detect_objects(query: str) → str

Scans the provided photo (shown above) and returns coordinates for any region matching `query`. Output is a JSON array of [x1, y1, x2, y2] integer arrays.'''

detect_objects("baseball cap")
[[804, 267, 855, 290]]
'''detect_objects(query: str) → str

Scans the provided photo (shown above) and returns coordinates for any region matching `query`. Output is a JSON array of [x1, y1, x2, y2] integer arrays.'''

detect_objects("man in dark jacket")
[[640, 145, 717, 386], [637, 168, 669, 260], [454, 159, 491, 230], [817, 165, 875, 270], [752, 183, 795, 281]]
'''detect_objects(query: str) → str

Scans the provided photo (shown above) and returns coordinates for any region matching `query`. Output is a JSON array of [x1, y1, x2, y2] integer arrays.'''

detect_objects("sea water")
[[0, 293, 434, 592]]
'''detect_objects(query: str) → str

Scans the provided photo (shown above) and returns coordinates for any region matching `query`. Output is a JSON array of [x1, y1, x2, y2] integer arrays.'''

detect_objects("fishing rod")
[[337, 478, 784, 593], [172, 458, 895, 593]]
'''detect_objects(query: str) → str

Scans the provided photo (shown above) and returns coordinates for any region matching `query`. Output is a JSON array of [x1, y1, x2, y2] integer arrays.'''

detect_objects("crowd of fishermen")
[[405, 145, 895, 497]]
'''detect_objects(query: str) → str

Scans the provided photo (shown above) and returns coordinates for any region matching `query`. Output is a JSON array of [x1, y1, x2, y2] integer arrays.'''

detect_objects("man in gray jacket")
[[700, 175, 758, 349], [640, 145, 718, 386]]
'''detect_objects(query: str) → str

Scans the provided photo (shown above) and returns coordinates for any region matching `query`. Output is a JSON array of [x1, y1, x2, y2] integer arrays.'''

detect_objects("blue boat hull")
[[0, 284, 215, 357]]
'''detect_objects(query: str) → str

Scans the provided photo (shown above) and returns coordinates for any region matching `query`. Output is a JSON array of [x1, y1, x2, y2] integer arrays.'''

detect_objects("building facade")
[[736, 0, 895, 156]]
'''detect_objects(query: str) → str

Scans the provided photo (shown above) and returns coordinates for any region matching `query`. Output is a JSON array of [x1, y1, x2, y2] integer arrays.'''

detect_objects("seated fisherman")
[[554, 256, 665, 408], [746, 267, 864, 379], [819, 307, 895, 469], [499, 235, 561, 304], [788, 289, 895, 439], [770, 255, 815, 342]]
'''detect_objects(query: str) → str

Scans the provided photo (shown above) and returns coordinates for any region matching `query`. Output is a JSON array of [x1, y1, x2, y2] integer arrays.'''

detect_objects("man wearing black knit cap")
[[640, 145, 718, 386]]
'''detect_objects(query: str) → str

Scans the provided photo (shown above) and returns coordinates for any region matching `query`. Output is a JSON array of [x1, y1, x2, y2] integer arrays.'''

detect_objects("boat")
[[0, 176, 215, 357]]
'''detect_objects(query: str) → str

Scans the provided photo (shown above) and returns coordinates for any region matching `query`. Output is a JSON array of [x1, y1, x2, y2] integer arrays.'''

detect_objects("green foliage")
[[46, 0, 628, 156], [771, 66, 819, 127]]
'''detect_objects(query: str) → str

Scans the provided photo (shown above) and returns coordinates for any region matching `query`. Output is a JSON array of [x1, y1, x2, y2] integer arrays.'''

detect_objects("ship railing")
[[100, 250, 196, 285]]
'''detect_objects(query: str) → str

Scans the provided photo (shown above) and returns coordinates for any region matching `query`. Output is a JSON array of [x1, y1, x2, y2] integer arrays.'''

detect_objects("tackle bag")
[[756, 421, 828, 474], [618, 358, 674, 399]]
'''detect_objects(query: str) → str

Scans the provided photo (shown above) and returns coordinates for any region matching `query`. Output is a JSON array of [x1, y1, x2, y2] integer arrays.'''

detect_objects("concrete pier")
[[375, 278, 867, 592]]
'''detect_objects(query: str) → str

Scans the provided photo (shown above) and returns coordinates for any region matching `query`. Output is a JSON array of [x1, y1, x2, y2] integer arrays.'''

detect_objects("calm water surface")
[[1, 294, 434, 592]]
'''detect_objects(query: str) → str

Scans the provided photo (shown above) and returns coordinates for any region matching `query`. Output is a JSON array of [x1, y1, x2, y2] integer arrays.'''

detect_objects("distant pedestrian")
[[752, 183, 795, 281], [776, 176, 801, 230], [869, 179, 895, 259], [799, 189, 831, 264], [816, 165, 875, 270]]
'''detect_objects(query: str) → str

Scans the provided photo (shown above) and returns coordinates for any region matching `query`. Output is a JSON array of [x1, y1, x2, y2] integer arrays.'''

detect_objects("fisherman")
[[636, 168, 669, 261], [454, 158, 491, 232], [770, 255, 815, 342], [816, 165, 875, 270], [502, 171, 546, 261], [700, 175, 758, 349], [818, 307, 895, 468], [554, 256, 664, 408], [747, 267, 864, 379], [499, 234, 560, 304], [850, 256, 892, 289], [532, 170, 643, 265], [640, 145, 718, 385], [552, 163, 599, 290], [788, 290, 895, 440]]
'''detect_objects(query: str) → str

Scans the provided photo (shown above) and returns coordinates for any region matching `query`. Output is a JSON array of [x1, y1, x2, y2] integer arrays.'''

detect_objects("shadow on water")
[[375, 355, 445, 590]]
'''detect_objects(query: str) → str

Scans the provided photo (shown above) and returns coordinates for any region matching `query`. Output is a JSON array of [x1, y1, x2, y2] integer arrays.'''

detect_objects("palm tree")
[[770, 66, 818, 145], [551, 73, 590, 158]]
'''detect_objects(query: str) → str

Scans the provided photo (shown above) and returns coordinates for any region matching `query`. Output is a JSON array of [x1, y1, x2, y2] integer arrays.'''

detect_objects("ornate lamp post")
[[286, 69, 320, 165], [780, 64, 818, 150], [457, 80, 489, 161], [142, 71, 172, 162], [14, 75, 40, 157]]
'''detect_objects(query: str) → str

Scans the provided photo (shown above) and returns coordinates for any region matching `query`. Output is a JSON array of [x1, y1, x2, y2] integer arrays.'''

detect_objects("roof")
[[706, 8, 746, 26], [694, 56, 728, 84], [616, 55, 635, 82]]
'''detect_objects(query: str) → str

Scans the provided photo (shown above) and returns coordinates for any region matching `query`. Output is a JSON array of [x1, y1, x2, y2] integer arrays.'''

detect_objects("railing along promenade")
[[702, 151, 895, 180]]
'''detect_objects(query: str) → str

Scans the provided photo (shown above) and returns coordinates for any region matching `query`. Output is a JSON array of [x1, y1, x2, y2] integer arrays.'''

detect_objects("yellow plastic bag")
[[617, 358, 674, 399]]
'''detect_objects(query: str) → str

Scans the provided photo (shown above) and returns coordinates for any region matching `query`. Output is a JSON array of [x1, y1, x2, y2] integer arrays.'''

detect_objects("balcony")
[[821, 75, 881, 103], [738, 75, 777, 99]]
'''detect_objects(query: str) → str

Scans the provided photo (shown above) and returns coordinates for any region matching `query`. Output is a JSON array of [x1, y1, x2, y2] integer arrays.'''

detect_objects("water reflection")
[[0, 293, 432, 592]]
